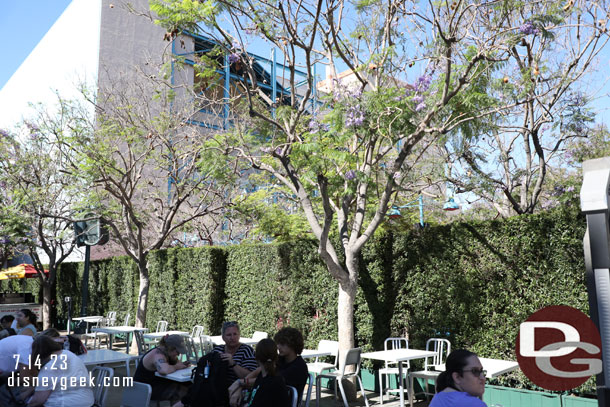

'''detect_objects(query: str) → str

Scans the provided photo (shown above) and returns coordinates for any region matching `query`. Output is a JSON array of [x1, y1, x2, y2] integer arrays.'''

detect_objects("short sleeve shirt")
[[213, 343, 257, 384], [35, 350, 94, 407], [0, 335, 33, 373], [430, 390, 487, 407]]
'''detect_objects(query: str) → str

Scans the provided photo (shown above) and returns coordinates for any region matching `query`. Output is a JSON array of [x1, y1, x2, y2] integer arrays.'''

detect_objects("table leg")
[[409, 375, 414, 407], [398, 362, 405, 407]]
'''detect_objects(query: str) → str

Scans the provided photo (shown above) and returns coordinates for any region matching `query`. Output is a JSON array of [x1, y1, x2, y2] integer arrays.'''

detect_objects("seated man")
[[133, 334, 191, 404]]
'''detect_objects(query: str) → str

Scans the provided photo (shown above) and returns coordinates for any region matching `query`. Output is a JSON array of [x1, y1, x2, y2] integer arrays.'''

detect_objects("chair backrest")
[[425, 338, 451, 370], [156, 320, 168, 333], [183, 336, 198, 362], [199, 335, 214, 355], [384, 337, 409, 369], [121, 381, 151, 407], [96, 317, 109, 328], [287, 385, 298, 407], [123, 313, 130, 327], [251, 331, 268, 341], [107, 311, 117, 326], [133, 330, 149, 356], [91, 366, 114, 407], [302, 373, 314, 407], [317, 340, 339, 366], [191, 325, 204, 338], [340, 347, 362, 376]]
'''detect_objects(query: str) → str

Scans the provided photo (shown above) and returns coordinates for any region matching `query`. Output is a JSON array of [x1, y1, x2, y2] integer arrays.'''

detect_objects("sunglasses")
[[222, 321, 239, 328], [462, 368, 487, 378]]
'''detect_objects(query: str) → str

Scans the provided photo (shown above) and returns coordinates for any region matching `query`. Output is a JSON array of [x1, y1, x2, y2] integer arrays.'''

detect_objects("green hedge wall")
[[3, 206, 590, 392]]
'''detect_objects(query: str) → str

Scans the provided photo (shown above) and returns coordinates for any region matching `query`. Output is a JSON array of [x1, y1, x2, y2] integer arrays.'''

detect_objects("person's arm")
[[154, 355, 189, 375], [27, 390, 51, 406]]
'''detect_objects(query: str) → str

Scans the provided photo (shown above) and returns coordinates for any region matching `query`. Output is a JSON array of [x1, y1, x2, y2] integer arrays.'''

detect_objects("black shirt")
[[248, 373, 290, 407], [278, 355, 308, 401]]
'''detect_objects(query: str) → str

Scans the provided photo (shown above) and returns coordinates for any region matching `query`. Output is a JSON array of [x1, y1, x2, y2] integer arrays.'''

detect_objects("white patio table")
[[72, 316, 103, 333], [300, 349, 332, 359], [143, 330, 190, 340], [210, 335, 258, 346], [79, 349, 138, 376], [92, 326, 148, 353], [361, 348, 437, 407], [155, 367, 194, 383]]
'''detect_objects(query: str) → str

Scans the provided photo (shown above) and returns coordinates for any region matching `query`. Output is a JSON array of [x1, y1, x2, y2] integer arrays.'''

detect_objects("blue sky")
[[0, 1, 72, 90]]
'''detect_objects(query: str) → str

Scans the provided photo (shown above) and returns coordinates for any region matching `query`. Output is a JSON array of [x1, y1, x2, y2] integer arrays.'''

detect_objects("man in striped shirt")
[[212, 321, 257, 385]]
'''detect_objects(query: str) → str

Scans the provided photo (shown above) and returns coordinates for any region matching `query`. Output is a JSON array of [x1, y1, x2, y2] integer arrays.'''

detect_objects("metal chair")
[[315, 347, 369, 407], [199, 335, 214, 355], [379, 337, 409, 405], [251, 331, 268, 342], [303, 373, 314, 407], [190, 325, 204, 338], [120, 381, 151, 407], [306, 340, 339, 376], [114, 313, 131, 346], [106, 311, 117, 327], [91, 366, 114, 407], [133, 329, 150, 356], [288, 385, 299, 407], [183, 336, 199, 363], [156, 320, 168, 333], [82, 317, 109, 349], [408, 338, 451, 406]]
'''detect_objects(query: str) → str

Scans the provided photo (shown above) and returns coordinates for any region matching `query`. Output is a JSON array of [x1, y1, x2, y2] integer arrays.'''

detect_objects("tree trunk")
[[337, 255, 359, 401], [42, 281, 52, 330], [135, 262, 149, 329]]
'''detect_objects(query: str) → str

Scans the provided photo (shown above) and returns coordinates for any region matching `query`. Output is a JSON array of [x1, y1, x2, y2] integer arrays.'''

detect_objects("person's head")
[[36, 328, 69, 344], [436, 349, 486, 398], [1, 315, 14, 329], [158, 334, 187, 364], [16, 309, 36, 327], [274, 327, 304, 359], [221, 321, 241, 348], [32, 335, 63, 366], [255, 338, 278, 376]]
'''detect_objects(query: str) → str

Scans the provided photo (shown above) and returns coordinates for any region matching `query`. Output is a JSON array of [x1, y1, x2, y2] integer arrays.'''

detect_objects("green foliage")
[[12, 206, 594, 394]]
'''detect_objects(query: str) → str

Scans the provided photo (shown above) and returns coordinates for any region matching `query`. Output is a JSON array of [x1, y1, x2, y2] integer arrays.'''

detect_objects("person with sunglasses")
[[213, 321, 258, 385], [430, 349, 488, 407]]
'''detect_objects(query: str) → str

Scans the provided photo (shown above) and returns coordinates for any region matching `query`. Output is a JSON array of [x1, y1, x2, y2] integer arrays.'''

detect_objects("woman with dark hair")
[[430, 349, 487, 407], [25, 335, 94, 407], [244, 338, 290, 407], [15, 309, 37, 336]]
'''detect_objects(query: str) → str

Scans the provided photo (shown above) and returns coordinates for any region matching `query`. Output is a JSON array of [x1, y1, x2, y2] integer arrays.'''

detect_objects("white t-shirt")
[[0, 335, 33, 374], [35, 350, 94, 407]]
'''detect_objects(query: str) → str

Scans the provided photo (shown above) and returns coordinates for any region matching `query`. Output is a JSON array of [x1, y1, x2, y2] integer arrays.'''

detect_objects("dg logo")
[[516, 305, 602, 391]]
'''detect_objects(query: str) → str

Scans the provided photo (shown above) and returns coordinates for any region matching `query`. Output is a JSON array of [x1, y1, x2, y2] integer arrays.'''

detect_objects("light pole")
[[388, 195, 425, 227]]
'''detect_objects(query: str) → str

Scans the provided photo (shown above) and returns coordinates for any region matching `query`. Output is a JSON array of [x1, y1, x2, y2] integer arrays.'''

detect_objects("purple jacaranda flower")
[[0, 129, 8, 138], [228, 53, 240, 64], [345, 105, 365, 127], [260, 146, 273, 153], [566, 186, 575, 192], [345, 170, 357, 180], [519, 21, 539, 35], [415, 75, 431, 92], [415, 102, 426, 112], [412, 94, 424, 104], [275, 147, 283, 155]]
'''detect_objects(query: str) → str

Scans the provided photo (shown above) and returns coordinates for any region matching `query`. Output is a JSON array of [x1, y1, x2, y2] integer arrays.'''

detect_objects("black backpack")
[[182, 351, 230, 407]]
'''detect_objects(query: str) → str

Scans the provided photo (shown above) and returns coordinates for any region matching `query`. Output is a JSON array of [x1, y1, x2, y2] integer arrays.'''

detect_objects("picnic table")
[[92, 326, 148, 354], [79, 349, 138, 376]]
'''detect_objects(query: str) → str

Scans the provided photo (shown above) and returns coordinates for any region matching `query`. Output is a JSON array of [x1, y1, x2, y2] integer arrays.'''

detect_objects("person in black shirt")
[[275, 327, 309, 401], [230, 327, 309, 405], [245, 338, 290, 407]]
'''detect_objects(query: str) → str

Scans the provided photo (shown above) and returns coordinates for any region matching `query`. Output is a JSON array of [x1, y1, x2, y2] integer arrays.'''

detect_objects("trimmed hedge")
[[2, 206, 591, 392]]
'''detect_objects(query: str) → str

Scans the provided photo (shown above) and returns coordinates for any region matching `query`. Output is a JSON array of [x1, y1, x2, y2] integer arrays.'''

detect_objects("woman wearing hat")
[[133, 334, 191, 403]]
